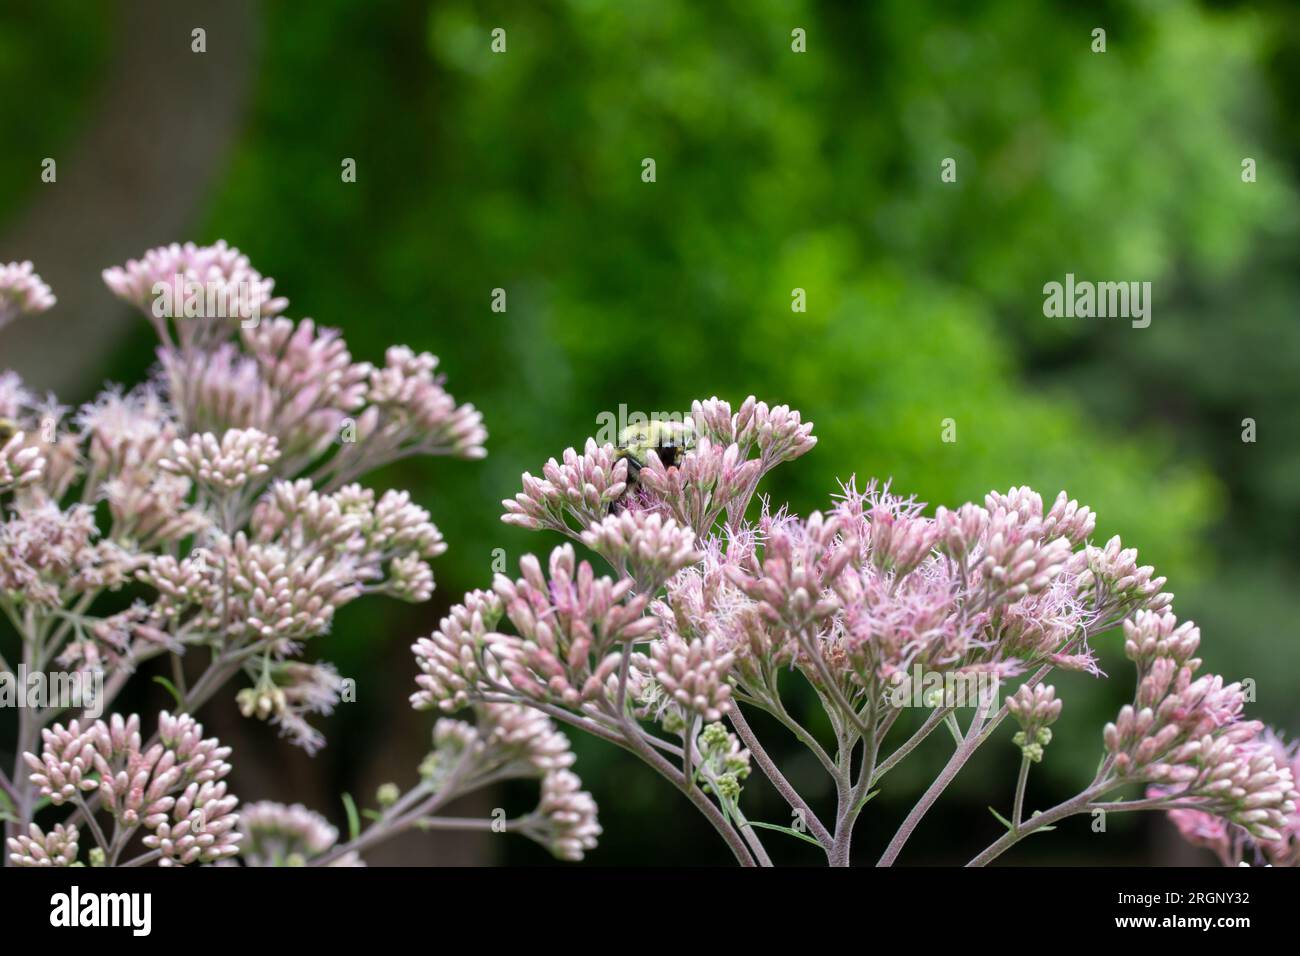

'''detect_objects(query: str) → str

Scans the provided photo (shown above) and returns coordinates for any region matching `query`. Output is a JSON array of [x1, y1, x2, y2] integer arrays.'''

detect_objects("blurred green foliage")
[[6, 0, 1300, 864], [0, 2, 108, 222]]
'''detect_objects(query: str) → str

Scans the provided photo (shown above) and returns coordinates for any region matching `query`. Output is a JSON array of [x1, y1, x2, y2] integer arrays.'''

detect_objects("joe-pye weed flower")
[[3, 246, 599, 867], [413, 395, 1297, 866]]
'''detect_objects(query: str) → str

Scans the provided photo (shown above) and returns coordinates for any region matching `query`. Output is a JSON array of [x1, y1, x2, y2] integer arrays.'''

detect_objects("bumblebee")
[[612, 419, 696, 510], [0, 417, 17, 442]]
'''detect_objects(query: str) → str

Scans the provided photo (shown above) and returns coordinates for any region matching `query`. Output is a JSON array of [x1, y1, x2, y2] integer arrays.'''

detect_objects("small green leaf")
[[987, 806, 1015, 831], [152, 675, 185, 709], [341, 792, 361, 841], [854, 789, 880, 813], [987, 806, 1057, 836], [741, 821, 823, 848], [362, 809, 383, 822], [1027, 810, 1056, 833]]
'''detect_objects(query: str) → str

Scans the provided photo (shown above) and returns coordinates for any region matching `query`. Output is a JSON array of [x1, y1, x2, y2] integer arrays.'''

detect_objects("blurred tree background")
[[2, 0, 1297, 864]]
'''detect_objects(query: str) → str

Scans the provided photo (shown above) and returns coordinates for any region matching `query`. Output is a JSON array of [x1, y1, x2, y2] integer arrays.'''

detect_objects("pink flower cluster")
[[3, 241, 494, 867], [18, 712, 241, 866], [665, 479, 1155, 717], [412, 393, 1294, 866], [236, 801, 361, 867], [1106, 611, 1299, 843], [98, 240, 486, 478], [0, 261, 56, 330], [487, 546, 656, 707], [6, 823, 79, 867], [1158, 730, 1300, 865], [432, 400, 1164, 733], [102, 240, 287, 347]]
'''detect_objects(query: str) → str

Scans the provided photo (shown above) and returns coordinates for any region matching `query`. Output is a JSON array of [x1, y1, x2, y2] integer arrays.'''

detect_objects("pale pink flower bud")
[[365, 346, 487, 460], [23, 721, 99, 805], [479, 702, 578, 776], [1042, 491, 1096, 546], [690, 396, 744, 446], [1007, 683, 1063, 728], [386, 551, 435, 602], [1124, 609, 1200, 667], [1079, 535, 1172, 617], [752, 401, 817, 464], [142, 779, 242, 866], [933, 502, 988, 562], [485, 546, 655, 709]]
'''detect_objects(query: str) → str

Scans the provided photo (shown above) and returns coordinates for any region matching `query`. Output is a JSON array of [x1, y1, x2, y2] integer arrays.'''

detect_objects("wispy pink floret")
[[726, 511, 850, 631]]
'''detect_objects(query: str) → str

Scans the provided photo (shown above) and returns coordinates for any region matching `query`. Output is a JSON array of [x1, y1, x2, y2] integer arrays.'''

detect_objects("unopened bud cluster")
[[1008, 684, 1063, 762]]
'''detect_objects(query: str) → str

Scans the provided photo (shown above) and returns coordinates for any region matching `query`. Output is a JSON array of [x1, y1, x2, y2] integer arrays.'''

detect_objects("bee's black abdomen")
[[652, 445, 682, 468]]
